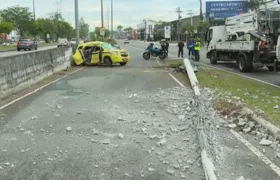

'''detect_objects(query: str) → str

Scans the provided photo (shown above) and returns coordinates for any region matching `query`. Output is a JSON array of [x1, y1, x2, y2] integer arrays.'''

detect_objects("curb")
[[183, 58, 218, 180], [242, 107, 280, 140]]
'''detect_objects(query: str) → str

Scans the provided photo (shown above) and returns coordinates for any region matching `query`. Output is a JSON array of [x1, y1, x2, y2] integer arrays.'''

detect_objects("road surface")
[[126, 40, 280, 87], [0, 44, 279, 180], [0, 45, 57, 58]]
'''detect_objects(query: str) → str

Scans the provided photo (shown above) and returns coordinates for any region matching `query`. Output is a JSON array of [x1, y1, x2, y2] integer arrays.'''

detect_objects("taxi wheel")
[[104, 57, 113, 67], [120, 62, 127, 66]]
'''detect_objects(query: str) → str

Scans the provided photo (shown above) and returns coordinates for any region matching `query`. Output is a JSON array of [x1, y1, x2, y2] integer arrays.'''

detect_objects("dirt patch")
[[213, 99, 242, 117]]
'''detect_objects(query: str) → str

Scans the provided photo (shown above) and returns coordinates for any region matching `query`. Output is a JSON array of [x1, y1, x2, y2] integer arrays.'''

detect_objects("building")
[[154, 15, 201, 41], [136, 19, 155, 41]]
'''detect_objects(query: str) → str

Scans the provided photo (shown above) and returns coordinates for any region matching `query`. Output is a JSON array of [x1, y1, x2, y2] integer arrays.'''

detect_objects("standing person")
[[160, 39, 167, 57], [194, 38, 201, 62], [178, 41, 185, 58], [187, 38, 193, 58]]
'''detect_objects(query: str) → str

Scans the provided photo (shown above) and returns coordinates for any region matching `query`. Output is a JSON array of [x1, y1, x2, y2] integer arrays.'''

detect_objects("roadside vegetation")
[[197, 65, 280, 125]]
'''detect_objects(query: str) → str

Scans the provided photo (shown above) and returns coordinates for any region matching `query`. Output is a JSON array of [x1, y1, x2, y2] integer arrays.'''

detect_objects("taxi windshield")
[[101, 43, 117, 50]]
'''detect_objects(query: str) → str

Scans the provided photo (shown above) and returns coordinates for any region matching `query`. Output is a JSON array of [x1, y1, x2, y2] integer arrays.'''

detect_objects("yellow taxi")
[[72, 41, 130, 66]]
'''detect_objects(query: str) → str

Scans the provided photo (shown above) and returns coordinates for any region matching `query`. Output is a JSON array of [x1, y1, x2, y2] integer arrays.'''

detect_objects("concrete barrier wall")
[[0, 48, 72, 98]]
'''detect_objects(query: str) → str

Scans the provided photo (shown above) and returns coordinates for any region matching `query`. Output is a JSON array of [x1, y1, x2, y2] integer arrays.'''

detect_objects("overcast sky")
[[1, 0, 216, 31]]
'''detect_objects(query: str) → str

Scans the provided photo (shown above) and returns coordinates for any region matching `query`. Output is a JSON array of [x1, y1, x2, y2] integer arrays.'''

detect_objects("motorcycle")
[[142, 45, 166, 60]]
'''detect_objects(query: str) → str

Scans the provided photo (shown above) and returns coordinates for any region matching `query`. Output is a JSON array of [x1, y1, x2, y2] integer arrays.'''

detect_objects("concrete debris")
[[2, 149, 7, 153], [173, 164, 180, 169], [274, 105, 279, 109], [148, 168, 155, 172], [166, 169, 174, 175], [243, 127, 251, 133], [236, 176, 245, 180], [232, 96, 241, 100], [259, 138, 273, 146], [33, 162, 37, 165], [92, 129, 99, 135], [77, 111, 82, 115], [227, 124, 237, 128], [31, 116, 37, 120], [180, 172, 186, 178], [0, 166, 2, 170], [148, 135, 158, 139], [156, 138, 167, 146], [118, 133, 124, 139], [178, 115, 185, 120], [118, 117, 125, 121], [4, 162, 10, 166], [140, 171, 144, 177], [40, 128, 45, 132], [100, 139, 110, 144], [142, 127, 147, 133], [56, 105, 61, 109], [65, 127, 72, 132], [104, 100, 109, 103]]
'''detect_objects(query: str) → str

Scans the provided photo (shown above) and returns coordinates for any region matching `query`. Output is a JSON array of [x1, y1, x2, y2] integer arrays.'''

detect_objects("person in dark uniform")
[[160, 39, 168, 57], [178, 41, 185, 58]]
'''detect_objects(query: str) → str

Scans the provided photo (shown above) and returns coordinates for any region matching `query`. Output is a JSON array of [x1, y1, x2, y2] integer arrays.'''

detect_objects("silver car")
[[17, 39, 38, 51], [57, 38, 70, 47]]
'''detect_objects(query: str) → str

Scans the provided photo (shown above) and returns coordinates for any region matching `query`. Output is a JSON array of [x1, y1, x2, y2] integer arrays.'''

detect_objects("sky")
[[0, 0, 232, 31]]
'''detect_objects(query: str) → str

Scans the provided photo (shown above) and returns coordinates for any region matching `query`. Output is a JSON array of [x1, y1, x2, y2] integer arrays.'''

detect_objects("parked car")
[[70, 38, 84, 45], [124, 39, 129, 44], [57, 38, 70, 47], [17, 39, 37, 51]]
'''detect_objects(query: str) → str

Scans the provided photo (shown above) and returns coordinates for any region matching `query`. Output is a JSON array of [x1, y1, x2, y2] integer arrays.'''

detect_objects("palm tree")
[[248, 0, 266, 10], [117, 25, 123, 31], [184, 22, 195, 38]]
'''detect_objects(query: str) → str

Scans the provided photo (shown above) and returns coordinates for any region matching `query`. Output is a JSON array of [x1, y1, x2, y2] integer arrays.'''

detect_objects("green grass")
[[0, 43, 57, 52], [197, 65, 280, 125]]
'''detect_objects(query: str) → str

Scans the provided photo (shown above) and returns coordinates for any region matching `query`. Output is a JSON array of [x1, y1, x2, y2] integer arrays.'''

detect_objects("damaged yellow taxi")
[[72, 41, 130, 66]]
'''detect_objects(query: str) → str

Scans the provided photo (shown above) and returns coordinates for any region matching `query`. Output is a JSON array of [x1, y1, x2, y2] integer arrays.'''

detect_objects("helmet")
[[150, 43, 154, 46]]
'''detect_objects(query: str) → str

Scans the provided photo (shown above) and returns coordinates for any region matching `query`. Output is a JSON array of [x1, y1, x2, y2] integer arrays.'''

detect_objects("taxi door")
[[72, 46, 85, 65], [91, 46, 101, 64]]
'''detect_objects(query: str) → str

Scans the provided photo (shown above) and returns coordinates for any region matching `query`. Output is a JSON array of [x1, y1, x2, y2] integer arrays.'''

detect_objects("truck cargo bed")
[[215, 41, 255, 51]]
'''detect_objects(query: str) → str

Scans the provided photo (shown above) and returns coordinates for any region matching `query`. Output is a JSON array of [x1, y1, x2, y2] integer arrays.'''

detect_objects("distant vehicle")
[[57, 38, 70, 47], [17, 39, 37, 51], [124, 39, 129, 44], [70, 38, 84, 45]]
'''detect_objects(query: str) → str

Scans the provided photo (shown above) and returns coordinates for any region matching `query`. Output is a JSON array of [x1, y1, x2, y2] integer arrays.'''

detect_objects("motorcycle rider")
[[160, 39, 169, 57]]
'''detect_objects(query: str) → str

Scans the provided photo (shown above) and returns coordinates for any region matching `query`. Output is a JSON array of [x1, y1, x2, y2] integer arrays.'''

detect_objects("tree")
[[89, 31, 96, 41], [0, 6, 33, 36], [95, 27, 100, 36], [196, 21, 209, 33], [124, 27, 133, 34], [0, 21, 14, 34], [184, 22, 195, 38], [79, 18, 89, 39], [117, 25, 123, 31], [248, 0, 266, 10], [36, 18, 56, 42]]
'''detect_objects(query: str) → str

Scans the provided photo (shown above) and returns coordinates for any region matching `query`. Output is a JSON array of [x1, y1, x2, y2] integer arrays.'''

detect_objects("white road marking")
[[230, 129, 280, 177], [198, 63, 280, 89], [168, 73, 186, 88], [0, 67, 85, 110], [156, 60, 161, 66]]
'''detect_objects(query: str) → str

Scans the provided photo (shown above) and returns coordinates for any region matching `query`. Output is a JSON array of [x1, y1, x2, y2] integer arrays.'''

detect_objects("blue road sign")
[[206, 1, 249, 19]]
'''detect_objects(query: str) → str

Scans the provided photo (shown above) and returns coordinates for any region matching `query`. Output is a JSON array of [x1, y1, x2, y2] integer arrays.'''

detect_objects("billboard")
[[206, 1, 249, 19], [164, 26, 171, 39]]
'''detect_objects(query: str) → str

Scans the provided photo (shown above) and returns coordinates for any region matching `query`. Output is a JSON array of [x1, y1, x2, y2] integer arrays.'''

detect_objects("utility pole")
[[107, 6, 109, 30], [176, 7, 183, 41], [32, 0, 36, 20], [111, 0, 113, 38], [101, 0, 104, 41], [199, 0, 203, 20], [74, 0, 79, 46]]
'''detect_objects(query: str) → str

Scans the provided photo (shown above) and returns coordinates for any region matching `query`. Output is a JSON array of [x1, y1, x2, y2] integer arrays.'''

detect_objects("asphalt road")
[[0, 45, 57, 58], [126, 40, 280, 87], [0, 43, 279, 180]]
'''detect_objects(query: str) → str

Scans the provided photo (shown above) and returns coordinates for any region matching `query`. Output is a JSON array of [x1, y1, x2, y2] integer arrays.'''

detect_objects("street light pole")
[[111, 0, 113, 38], [74, 0, 79, 46], [101, 0, 104, 41], [33, 0, 36, 20]]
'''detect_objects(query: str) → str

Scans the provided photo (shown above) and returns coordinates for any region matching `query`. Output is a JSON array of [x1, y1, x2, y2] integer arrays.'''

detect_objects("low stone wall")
[[0, 48, 72, 98]]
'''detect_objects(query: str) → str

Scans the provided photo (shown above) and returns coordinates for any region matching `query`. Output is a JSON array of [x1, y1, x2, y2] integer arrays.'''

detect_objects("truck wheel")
[[238, 56, 248, 72], [210, 52, 217, 64]]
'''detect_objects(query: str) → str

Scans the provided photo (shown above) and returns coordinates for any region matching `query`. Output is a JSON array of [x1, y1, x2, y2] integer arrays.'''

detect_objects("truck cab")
[[205, 25, 227, 59]]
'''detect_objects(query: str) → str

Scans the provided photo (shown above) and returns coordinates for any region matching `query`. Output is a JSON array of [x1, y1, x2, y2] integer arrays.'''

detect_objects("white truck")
[[205, 11, 279, 72]]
